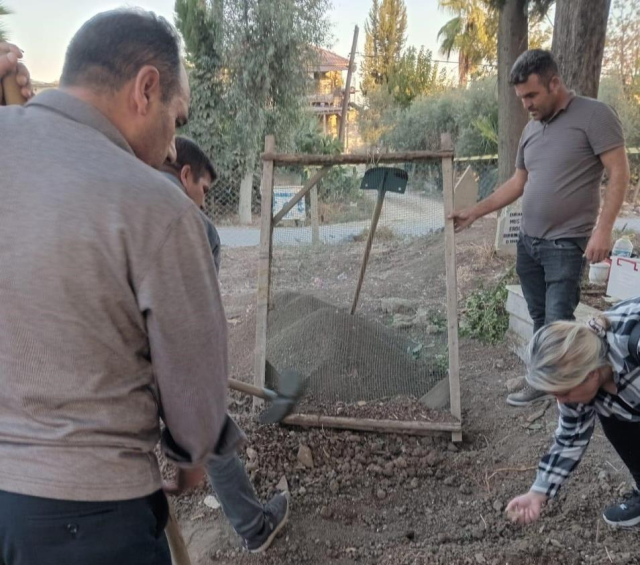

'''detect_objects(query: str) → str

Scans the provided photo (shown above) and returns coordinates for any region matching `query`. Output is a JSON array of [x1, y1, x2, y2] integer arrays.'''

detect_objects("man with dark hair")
[[61, 8, 182, 103], [162, 136, 290, 554], [163, 136, 222, 271], [451, 49, 630, 406], [0, 9, 232, 563], [170, 136, 218, 204], [508, 49, 559, 90]]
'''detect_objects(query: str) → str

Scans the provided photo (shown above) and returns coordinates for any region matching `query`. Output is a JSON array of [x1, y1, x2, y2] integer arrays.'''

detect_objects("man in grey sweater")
[[0, 9, 233, 564]]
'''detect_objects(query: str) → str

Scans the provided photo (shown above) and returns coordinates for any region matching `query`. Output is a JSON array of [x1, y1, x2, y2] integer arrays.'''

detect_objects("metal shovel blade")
[[259, 367, 307, 425]]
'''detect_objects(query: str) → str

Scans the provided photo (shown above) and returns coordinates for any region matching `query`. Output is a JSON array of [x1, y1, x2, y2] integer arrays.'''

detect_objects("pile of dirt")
[[266, 292, 446, 402]]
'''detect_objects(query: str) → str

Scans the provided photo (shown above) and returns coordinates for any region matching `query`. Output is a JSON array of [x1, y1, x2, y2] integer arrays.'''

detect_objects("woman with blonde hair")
[[506, 296, 640, 527]]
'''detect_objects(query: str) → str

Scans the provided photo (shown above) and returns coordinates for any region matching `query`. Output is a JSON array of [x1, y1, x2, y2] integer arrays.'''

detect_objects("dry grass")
[[353, 225, 396, 242], [467, 240, 498, 264]]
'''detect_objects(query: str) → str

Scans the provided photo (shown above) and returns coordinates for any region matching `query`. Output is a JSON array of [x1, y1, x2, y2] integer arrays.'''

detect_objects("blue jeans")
[[0, 490, 170, 565], [206, 452, 265, 541], [516, 233, 587, 334]]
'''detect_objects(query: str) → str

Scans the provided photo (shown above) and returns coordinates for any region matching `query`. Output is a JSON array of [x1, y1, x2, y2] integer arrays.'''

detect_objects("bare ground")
[[171, 217, 640, 565]]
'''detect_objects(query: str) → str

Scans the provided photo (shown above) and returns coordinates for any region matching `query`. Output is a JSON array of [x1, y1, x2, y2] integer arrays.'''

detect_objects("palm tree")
[[0, 2, 11, 42], [437, 0, 497, 87]]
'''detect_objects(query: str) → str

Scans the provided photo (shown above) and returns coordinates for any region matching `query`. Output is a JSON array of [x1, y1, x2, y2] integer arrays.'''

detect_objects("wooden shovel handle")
[[2, 72, 27, 106], [165, 504, 192, 565], [350, 188, 386, 315], [228, 378, 271, 401]]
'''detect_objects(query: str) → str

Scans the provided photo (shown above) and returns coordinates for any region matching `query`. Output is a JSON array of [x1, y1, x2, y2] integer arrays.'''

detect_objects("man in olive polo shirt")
[[451, 49, 630, 406]]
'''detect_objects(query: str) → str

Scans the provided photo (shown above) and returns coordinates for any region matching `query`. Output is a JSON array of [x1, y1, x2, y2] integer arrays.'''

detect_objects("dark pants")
[[516, 233, 588, 334], [0, 490, 171, 565], [599, 414, 640, 489]]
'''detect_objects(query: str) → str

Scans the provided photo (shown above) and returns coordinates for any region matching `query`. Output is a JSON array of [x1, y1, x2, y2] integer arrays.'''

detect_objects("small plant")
[[353, 225, 396, 242], [428, 311, 447, 333], [461, 280, 509, 345], [433, 348, 449, 375]]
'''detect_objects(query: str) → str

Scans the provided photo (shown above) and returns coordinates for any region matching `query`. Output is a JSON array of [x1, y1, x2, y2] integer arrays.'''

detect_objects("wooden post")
[[350, 188, 385, 315], [253, 135, 276, 409], [261, 150, 453, 166], [239, 168, 253, 225], [441, 133, 462, 443], [282, 413, 462, 436], [311, 185, 320, 246], [338, 26, 359, 145]]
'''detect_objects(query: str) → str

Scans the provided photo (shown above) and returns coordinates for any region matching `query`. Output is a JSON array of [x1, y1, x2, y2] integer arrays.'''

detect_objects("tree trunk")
[[497, 0, 528, 186], [239, 160, 254, 225], [552, 0, 613, 98], [458, 52, 468, 88], [494, 0, 528, 254]]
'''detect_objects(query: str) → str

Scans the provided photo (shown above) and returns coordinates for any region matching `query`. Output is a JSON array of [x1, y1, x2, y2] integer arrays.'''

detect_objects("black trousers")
[[599, 414, 640, 489], [0, 489, 171, 565]]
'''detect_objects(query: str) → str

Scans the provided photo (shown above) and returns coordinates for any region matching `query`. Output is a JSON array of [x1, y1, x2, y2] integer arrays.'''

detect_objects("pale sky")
[[2, 0, 453, 83]]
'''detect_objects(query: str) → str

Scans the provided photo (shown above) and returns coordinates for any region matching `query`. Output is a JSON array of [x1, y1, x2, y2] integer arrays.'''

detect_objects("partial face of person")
[[126, 63, 190, 168], [181, 167, 212, 209], [552, 370, 602, 405], [514, 74, 560, 122]]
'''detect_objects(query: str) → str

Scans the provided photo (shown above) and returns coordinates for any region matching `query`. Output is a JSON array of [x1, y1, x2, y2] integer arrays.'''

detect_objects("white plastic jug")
[[612, 236, 634, 258], [589, 261, 610, 284]]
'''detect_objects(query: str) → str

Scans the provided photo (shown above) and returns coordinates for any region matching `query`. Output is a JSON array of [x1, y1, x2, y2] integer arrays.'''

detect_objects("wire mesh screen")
[[266, 160, 454, 422], [201, 159, 262, 248]]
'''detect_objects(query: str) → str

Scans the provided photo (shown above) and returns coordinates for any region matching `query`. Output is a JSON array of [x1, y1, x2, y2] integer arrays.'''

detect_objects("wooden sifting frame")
[[253, 134, 463, 442]]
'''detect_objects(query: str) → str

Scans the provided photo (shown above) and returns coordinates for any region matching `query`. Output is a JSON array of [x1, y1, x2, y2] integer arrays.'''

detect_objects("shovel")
[[350, 167, 408, 315], [229, 362, 306, 424]]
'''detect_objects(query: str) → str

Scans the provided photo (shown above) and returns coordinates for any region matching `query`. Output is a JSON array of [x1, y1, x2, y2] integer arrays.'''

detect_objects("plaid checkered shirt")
[[531, 296, 640, 498]]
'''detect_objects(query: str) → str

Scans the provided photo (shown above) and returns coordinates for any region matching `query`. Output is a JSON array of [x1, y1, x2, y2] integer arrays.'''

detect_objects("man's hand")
[[505, 491, 548, 525], [449, 207, 478, 233], [162, 466, 205, 496], [0, 42, 34, 104], [585, 228, 612, 264]]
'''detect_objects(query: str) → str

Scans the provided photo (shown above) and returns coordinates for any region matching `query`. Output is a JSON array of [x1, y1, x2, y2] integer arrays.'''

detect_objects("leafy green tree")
[[604, 0, 640, 97], [358, 86, 397, 144], [437, 0, 498, 86], [381, 77, 498, 155], [361, 0, 408, 94], [387, 47, 448, 107], [599, 76, 640, 147], [175, 0, 330, 223], [0, 2, 11, 42]]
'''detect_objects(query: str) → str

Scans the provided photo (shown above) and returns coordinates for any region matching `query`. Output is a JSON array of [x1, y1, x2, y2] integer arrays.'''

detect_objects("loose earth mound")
[[266, 292, 446, 403]]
